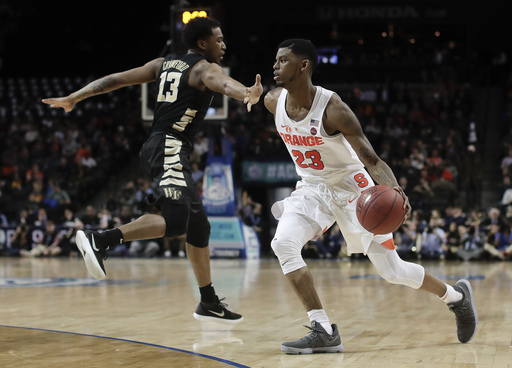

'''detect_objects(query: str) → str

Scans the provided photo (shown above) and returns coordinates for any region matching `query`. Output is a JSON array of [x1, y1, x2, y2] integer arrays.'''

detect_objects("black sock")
[[199, 283, 217, 303], [96, 228, 123, 250]]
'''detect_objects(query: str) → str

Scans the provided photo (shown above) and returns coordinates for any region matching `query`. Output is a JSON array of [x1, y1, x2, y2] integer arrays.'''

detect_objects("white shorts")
[[271, 173, 393, 255]]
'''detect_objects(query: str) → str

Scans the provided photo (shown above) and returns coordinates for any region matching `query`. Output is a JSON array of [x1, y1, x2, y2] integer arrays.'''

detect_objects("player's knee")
[[373, 255, 424, 289], [271, 237, 306, 274], [185, 211, 210, 248]]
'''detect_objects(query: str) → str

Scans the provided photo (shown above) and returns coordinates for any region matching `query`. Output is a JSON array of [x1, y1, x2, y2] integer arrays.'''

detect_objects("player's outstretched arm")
[[200, 63, 262, 111], [42, 58, 163, 112]]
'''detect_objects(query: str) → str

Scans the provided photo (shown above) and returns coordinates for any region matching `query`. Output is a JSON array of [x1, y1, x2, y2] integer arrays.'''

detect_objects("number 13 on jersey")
[[157, 71, 182, 103]]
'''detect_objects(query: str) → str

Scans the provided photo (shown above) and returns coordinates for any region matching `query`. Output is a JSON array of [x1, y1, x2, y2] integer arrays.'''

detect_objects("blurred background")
[[1, 0, 512, 260]]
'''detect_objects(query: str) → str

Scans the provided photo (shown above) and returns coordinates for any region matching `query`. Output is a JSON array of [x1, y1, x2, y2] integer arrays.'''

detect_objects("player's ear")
[[301, 59, 310, 71], [197, 39, 207, 51]]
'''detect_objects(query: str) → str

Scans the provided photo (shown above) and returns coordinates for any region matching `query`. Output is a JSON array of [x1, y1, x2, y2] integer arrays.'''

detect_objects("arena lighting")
[[182, 10, 208, 24]]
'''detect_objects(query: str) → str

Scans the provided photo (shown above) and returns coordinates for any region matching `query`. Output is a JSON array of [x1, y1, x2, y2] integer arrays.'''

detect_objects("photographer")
[[9, 223, 31, 256], [456, 225, 485, 261], [416, 219, 447, 260]]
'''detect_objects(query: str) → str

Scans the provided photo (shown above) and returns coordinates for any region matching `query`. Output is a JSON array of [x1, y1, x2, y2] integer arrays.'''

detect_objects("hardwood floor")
[[0, 256, 510, 367]]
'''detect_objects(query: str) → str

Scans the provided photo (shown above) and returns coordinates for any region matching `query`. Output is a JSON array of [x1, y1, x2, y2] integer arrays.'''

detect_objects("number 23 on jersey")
[[291, 149, 325, 170]]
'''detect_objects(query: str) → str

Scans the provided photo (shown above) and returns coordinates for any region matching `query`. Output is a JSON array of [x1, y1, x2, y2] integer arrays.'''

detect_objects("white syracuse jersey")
[[275, 87, 365, 185]]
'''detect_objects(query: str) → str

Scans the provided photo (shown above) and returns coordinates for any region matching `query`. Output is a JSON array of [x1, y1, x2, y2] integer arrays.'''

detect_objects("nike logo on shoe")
[[91, 235, 100, 252], [208, 310, 225, 317]]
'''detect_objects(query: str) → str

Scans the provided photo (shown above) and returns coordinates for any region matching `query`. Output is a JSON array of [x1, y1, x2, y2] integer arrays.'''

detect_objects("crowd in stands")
[[1, 63, 511, 261]]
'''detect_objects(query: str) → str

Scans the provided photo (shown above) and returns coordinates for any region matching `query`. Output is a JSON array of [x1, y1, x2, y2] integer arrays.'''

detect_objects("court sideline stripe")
[[0, 324, 251, 368]]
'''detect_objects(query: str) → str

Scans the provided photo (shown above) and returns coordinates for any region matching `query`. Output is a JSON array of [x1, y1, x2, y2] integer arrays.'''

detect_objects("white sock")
[[307, 309, 333, 335], [439, 283, 463, 304]]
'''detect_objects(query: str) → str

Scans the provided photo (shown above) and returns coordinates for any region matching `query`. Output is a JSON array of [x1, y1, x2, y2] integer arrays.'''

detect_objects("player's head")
[[182, 17, 225, 64], [273, 39, 318, 87]]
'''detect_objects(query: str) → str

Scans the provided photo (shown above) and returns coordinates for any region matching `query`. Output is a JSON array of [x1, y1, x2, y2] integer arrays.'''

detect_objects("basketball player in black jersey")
[[42, 17, 262, 324]]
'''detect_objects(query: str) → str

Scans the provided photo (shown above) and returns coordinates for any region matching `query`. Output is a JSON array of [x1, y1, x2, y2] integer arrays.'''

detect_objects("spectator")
[[500, 176, 512, 207], [191, 161, 204, 183], [45, 180, 71, 207], [480, 207, 506, 233], [416, 220, 447, 260], [493, 223, 512, 255], [117, 184, 137, 212], [33, 207, 48, 227], [20, 220, 65, 257], [25, 163, 44, 184], [456, 225, 485, 261], [483, 224, 506, 260], [81, 205, 100, 228], [445, 222, 462, 259], [500, 146, 512, 177], [26, 180, 45, 211], [315, 224, 343, 259], [460, 145, 482, 210], [9, 223, 31, 256], [395, 220, 418, 260]]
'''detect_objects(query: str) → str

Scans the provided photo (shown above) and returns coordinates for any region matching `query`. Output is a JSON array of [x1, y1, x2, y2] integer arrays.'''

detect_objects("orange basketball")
[[356, 185, 406, 234]]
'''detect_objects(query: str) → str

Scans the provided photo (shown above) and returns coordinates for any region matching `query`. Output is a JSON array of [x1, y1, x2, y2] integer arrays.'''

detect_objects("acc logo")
[[310, 127, 317, 135], [281, 124, 292, 133]]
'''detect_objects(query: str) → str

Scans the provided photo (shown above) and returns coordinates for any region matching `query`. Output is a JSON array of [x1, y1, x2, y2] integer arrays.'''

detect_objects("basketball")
[[356, 185, 406, 234]]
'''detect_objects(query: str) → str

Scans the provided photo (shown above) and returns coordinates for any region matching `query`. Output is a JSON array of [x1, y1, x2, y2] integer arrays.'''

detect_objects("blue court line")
[[0, 324, 250, 368]]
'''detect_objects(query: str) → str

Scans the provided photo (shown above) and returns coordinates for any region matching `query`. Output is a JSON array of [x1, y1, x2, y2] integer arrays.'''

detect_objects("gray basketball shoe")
[[447, 279, 478, 343], [281, 321, 344, 354]]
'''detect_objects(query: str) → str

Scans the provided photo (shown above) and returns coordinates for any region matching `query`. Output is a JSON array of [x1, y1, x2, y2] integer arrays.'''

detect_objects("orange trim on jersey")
[[381, 238, 396, 250], [322, 226, 329, 234]]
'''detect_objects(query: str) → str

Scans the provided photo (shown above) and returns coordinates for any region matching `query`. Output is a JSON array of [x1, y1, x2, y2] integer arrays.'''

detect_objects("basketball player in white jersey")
[[264, 39, 477, 354]]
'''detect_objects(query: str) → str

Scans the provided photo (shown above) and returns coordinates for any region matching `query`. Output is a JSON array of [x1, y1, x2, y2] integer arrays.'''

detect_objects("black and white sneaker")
[[76, 230, 108, 280], [193, 297, 243, 324], [448, 279, 478, 343]]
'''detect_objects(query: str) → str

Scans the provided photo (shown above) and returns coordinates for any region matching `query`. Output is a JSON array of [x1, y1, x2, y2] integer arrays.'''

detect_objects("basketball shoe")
[[281, 321, 344, 354], [76, 230, 108, 280], [447, 279, 478, 343], [193, 297, 243, 324]]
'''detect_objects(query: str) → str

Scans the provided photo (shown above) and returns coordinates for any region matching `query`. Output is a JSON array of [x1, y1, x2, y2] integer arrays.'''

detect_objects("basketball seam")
[[367, 188, 399, 232], [361, 187, 391, 228]]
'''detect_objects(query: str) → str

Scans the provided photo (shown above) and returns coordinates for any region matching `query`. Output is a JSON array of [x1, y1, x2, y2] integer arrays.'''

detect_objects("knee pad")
[[367, 241, 425, 289], [161, 204, 189, 238], [271, 236, 307, 275], [185, 209, 210, 248]]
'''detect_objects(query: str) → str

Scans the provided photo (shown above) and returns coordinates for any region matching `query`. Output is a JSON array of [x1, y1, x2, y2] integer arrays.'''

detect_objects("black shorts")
[[139, 132, 209, 245]]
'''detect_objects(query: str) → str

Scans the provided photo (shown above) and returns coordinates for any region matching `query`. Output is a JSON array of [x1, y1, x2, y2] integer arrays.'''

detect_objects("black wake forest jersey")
[[152, 53, 214, 145]]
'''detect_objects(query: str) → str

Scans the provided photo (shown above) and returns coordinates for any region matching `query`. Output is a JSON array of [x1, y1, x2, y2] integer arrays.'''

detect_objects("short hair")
[[278, 39, 318, 71], [181, 17, 221, 49]]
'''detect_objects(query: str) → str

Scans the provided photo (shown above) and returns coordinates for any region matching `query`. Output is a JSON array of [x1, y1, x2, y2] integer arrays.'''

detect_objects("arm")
[[324, 94, 412, 219], [42, 58, 164, 112], [195, 62, 263, 112]]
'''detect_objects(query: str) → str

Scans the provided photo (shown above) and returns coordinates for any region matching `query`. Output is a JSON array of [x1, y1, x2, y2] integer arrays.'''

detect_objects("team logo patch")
[[281, 124, 292, 133]]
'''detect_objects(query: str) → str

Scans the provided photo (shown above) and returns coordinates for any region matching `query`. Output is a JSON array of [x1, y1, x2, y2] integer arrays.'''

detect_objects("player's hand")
[[41, 97, 76, 112], [393, 186, 412, 221], [244, 74, 263, 112]]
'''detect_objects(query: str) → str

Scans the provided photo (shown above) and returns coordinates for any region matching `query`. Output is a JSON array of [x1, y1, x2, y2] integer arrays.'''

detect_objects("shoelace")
[[217, 297, 228, 308], [298, 324, 323, 343]]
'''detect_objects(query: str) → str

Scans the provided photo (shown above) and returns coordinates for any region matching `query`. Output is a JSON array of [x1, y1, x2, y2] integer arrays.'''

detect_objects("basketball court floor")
[[0, 256, 510, 367]]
